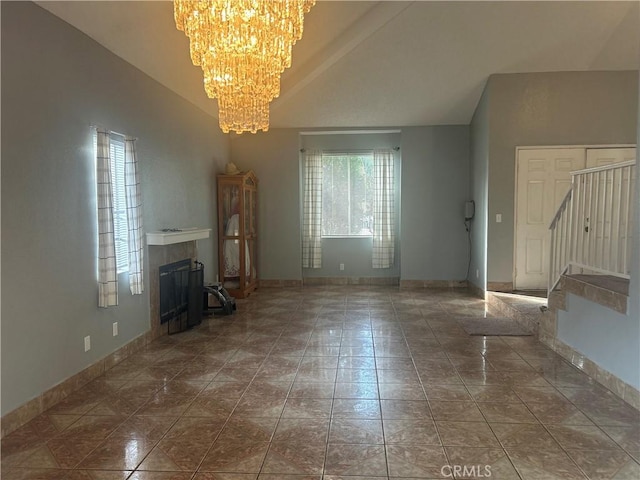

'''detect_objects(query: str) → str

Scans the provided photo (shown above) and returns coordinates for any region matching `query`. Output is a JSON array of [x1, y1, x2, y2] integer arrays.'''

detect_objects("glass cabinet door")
[[251, 190, 257, 235], [244, 189, 251, 237], [218, 171, 257, 298], [221, 184, 240, 237], [221, 183, 241, 284], [247, 238, 255, 284], [250, 189, 257, 281]]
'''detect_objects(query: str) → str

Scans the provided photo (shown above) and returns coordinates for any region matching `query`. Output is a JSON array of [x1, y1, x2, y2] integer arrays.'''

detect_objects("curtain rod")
[[300, 147, 400, 153], [299, 129, 401, 135], [90, 124, 137, 140]]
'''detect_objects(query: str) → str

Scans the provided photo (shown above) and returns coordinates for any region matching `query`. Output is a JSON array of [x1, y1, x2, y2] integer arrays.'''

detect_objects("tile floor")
[[2, 286, 640, 479]]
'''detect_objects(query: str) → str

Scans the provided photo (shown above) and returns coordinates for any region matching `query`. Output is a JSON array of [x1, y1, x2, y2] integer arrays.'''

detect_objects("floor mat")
[[457, 317, 532, 336]]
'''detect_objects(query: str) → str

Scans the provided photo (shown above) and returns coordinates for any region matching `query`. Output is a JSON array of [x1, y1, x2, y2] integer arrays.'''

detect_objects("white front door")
[[586, 147, 636, 168], [580, 148, 637, 273], [514, 148, 586, 290]]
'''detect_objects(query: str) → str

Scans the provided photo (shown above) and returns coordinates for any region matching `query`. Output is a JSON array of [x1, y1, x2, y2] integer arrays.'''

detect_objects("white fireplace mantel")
[[147, 228, 211, 246]]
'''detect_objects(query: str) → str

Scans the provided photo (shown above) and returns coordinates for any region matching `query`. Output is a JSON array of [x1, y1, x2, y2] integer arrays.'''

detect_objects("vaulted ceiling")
[[37, 1, 639, 129]]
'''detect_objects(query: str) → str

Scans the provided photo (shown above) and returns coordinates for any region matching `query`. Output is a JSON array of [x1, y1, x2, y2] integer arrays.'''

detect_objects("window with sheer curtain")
[[302, 148, 396, 269], [302, 150, 323, 268], [372, 149, 395, 269]]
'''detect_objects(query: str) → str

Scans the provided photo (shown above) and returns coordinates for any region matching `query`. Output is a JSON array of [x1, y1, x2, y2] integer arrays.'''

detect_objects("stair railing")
[[548, 190, 573, 295], [548, 160, 636, 296]]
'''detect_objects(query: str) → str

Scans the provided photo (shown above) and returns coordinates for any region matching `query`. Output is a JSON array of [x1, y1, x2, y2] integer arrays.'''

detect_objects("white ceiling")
[[37, 1, 640, 129]]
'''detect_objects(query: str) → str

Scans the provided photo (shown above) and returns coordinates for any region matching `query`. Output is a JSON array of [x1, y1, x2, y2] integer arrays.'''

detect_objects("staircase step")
[[561, 274, 629, 314], [485, 292, 546, 335], [547, 289, 566, 311]]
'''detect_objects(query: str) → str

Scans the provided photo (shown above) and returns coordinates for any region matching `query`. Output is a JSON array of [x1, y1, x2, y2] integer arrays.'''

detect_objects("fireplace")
[[159, 259, 204, 334], [147, 230, 210, 340]]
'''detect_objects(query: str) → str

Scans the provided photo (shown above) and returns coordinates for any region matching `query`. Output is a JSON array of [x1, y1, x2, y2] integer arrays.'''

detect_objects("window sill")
[[322, 235, 373, 239]]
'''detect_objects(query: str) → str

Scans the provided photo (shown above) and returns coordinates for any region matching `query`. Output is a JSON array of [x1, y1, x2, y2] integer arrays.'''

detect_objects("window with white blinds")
[[108, 136, 129, 274]]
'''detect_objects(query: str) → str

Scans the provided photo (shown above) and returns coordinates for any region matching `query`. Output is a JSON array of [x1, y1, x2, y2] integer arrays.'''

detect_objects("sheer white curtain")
[[124, 137, 145, 295], [372, 149, 395, 268], [96, 130, 118, 307], [302, 150, 323, 268]]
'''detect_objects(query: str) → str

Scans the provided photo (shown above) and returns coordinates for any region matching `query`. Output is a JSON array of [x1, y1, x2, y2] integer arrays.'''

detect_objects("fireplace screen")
[[159, 259, 203, 334]]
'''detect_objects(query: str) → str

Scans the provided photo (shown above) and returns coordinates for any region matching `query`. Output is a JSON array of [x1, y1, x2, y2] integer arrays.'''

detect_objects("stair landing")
[[486, 290, 547, 335], [487, 274, 630, 331], [486, 274, 638, 410]]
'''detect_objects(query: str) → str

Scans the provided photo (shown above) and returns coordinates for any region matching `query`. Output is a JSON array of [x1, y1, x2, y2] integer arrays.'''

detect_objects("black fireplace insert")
[[159, 259, 203, 334]]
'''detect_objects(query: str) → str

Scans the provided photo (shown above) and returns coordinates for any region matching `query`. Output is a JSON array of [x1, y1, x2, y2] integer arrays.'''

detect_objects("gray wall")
[[1, 2, 228, 415], [231, 127, 471, 283], [400, 127, 470, 281], [468, 87, 490, 293], [486, 71, 638, 283], [229, 129, 302, 281], [558, 291, 639, 389], [631, 73, 640, 337]]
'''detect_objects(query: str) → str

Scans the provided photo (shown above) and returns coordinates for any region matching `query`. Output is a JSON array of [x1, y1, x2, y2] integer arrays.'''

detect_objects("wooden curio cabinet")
[[217, 170, 258, 298]]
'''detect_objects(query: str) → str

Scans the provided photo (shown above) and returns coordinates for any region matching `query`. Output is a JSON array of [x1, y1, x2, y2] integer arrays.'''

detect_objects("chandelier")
[[174, 0, 315, 134]]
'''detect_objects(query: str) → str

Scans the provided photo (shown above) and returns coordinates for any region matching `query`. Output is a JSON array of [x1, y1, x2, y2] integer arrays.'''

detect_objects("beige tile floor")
[[2, 286, 639, 479]]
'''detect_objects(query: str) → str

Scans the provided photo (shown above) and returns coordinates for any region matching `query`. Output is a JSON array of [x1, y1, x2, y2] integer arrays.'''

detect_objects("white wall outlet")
[[476, 269, 479, 278], [84, 335, 91, 352], [339, 263, 345, 271], [112, 322, 118, 337], [496, 213, 502, 223]]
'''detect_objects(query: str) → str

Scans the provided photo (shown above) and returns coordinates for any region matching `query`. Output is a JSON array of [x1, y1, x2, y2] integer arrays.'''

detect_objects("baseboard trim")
[[487, 281, 513, 292], [467, 281, 486, 299], [539, 333, 640, 411], [249, 278, 472, 288], [303, 277, 400, 286], [259, 279, 303, 288], [1, 330, 153, 438], [400, 280, 467, 289]]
